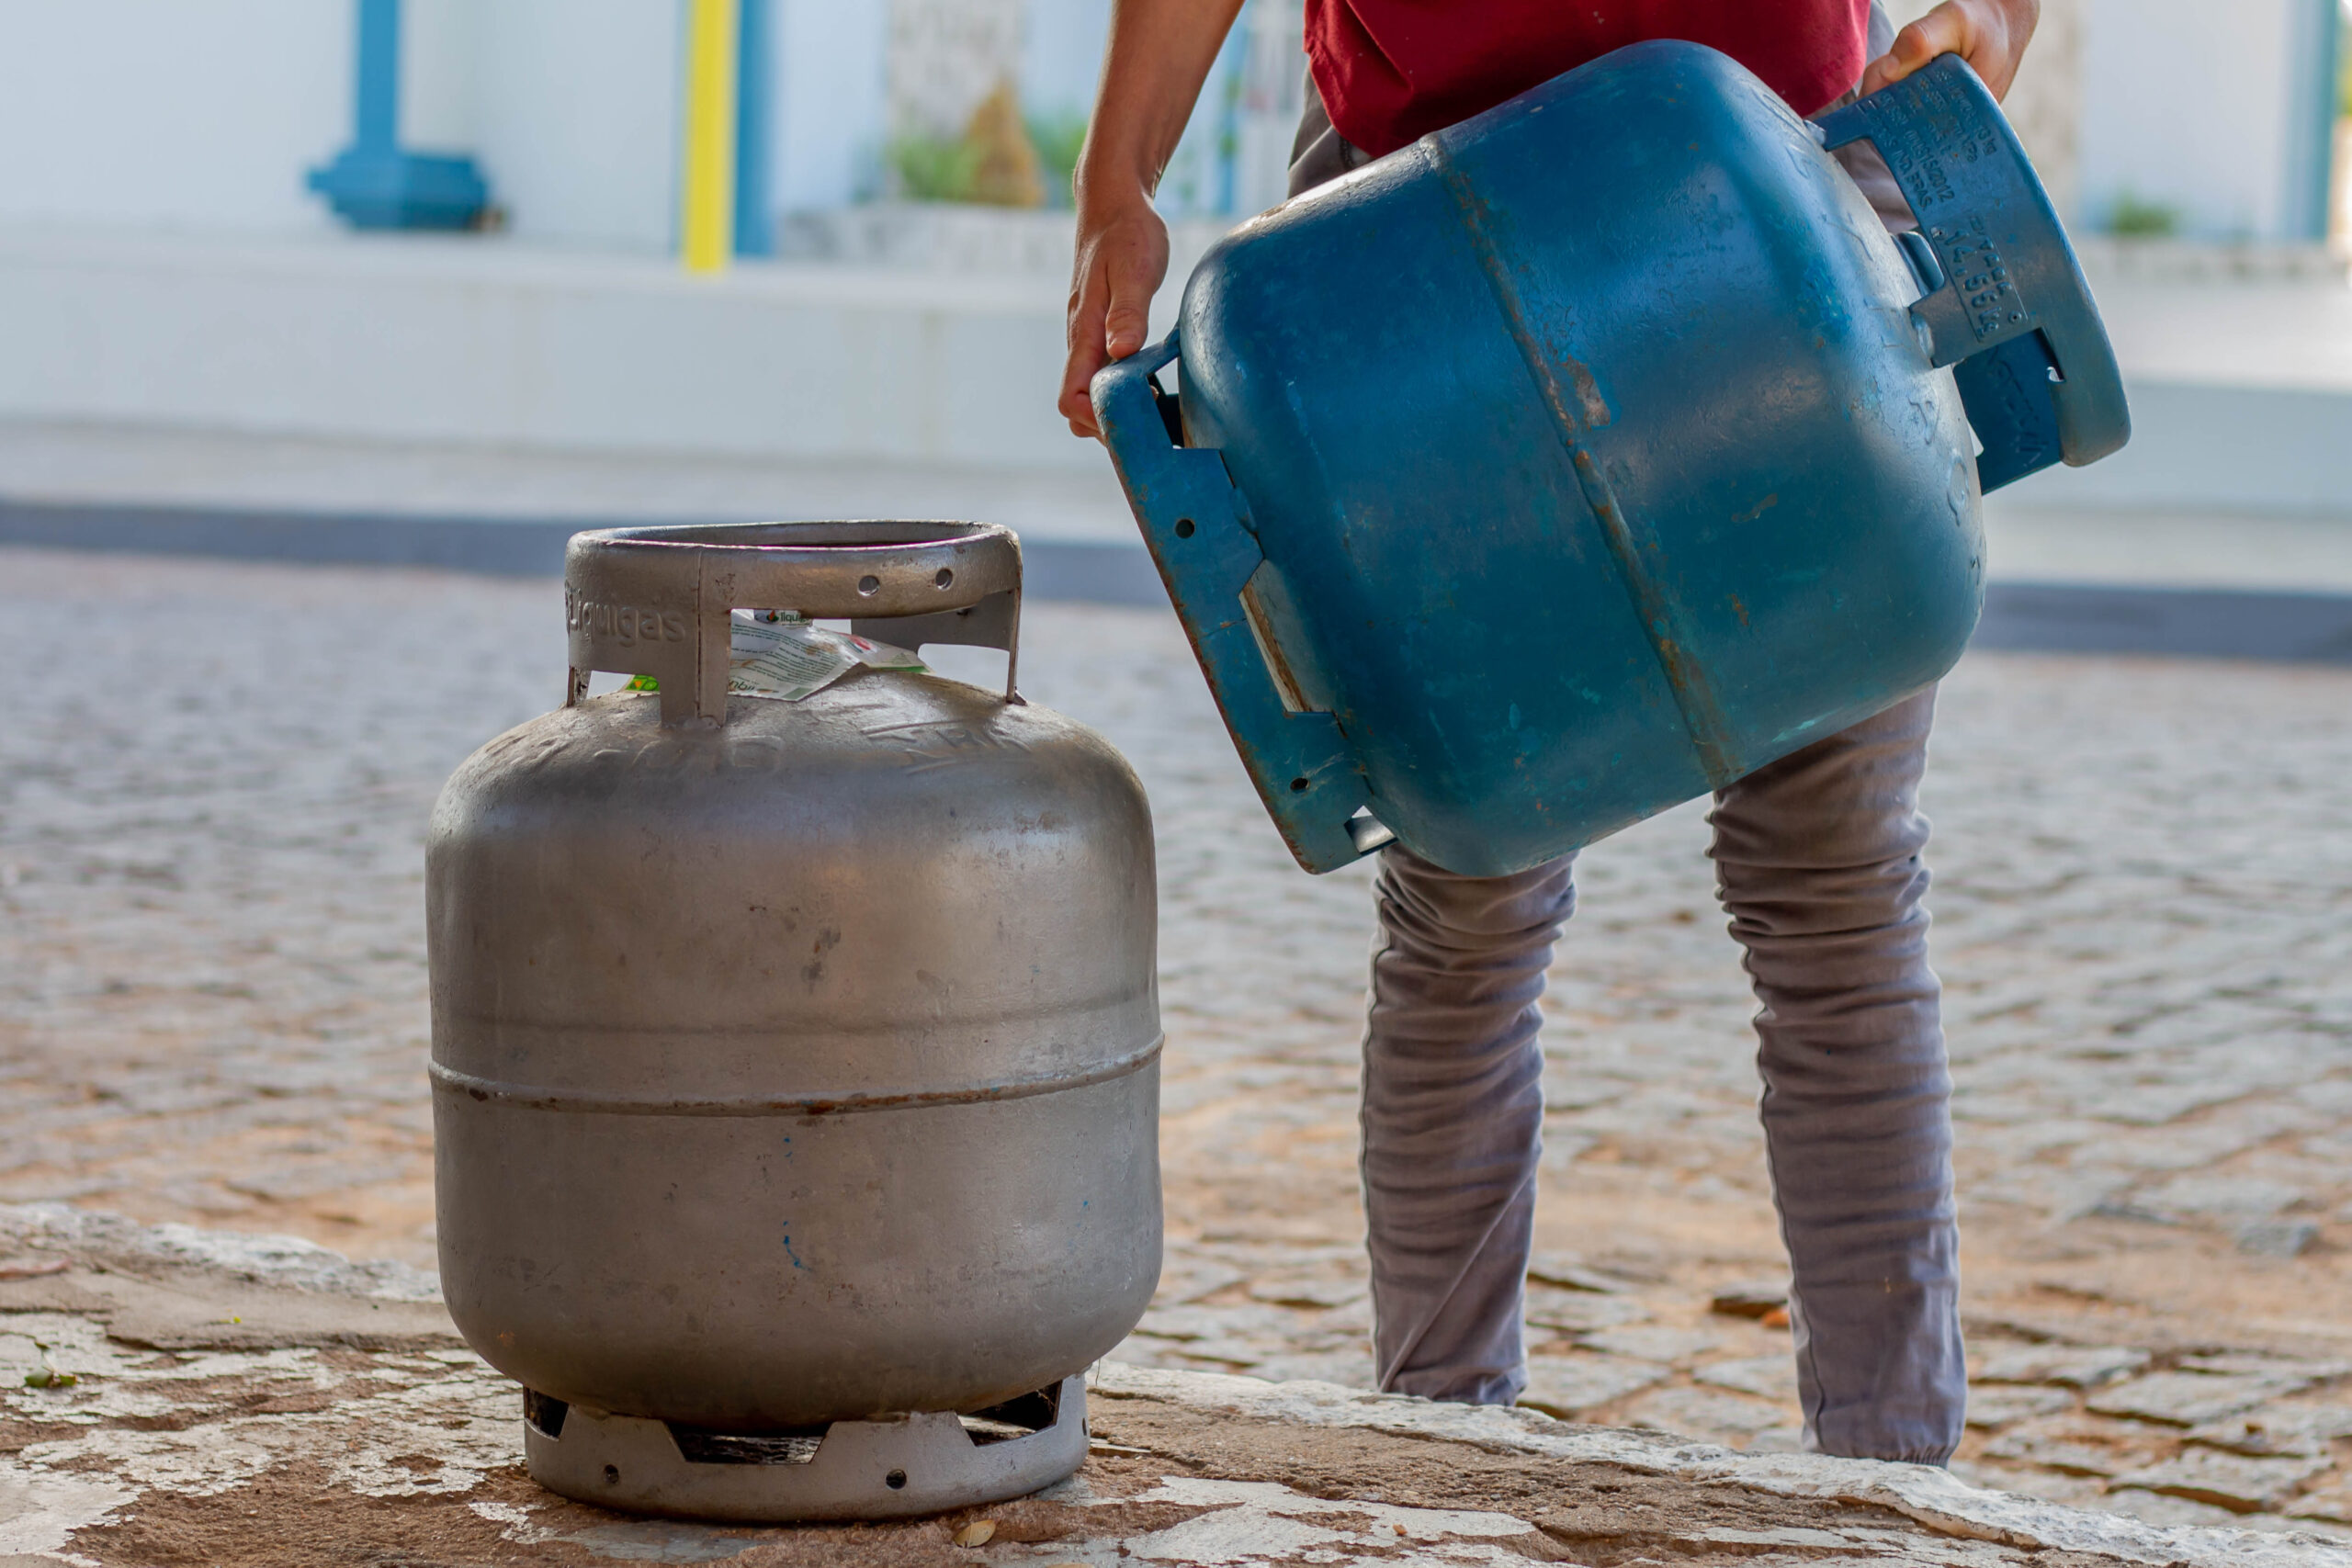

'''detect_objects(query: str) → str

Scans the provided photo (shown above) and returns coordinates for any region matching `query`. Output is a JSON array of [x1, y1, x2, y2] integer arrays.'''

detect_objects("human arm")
[[1056, 0, 1246, 438], [1859, 0, 2041, 102]]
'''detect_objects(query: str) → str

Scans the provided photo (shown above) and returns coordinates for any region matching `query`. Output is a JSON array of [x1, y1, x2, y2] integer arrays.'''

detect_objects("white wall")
[[0, 228, 1099, 472], [401, 0, 481, 152], [2076, 0, 2311, 240], [0, 0, 349, 233], [1022, 0, 1110, 121], [775, 0, 889, 210], [0, 0, 1300, 250], [470, 0, 681, 251], [0, 0, 680, 250]]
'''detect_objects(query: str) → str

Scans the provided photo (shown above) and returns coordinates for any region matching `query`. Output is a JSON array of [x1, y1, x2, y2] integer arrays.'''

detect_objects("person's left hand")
[[1859, 0, 2040, 102]]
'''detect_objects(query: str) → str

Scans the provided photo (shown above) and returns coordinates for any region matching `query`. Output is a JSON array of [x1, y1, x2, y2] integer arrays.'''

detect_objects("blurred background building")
[[2, 0, 2338, 251], [0, 0, 2347, 549], [0, 0, 1297, 249]]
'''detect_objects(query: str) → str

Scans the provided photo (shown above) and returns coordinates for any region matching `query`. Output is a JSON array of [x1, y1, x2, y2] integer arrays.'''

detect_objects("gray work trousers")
[[1357, 695, 1962, 1464], [1288, 29, 1965, 1463]]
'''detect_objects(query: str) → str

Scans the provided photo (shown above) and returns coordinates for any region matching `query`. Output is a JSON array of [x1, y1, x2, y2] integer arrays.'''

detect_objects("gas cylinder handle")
[[1092, 333, 1380, 874], [562, 521, 1023, 727], [1815, 52, 2129, 491]]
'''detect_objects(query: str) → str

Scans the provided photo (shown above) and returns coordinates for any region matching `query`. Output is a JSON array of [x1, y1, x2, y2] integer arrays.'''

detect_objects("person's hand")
[[1058, 193, 1171, 439], [1859, 0, 2040, 102]]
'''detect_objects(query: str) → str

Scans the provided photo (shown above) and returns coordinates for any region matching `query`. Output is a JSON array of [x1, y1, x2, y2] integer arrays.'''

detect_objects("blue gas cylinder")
[[1093, 45, 2128, 876]]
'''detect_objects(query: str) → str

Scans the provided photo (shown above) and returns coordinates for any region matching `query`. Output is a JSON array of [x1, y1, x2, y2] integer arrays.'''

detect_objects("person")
[[1057, 0, 2041, 1464]]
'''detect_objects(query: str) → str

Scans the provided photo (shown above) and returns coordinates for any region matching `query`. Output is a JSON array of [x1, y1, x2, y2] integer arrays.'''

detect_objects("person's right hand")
[[1058, 195, 1170, 439], [1859, 0, 2039, 101]]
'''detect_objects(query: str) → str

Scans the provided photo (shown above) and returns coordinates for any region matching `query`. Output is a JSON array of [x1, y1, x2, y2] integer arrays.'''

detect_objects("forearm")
[[1073, 0, 1245, 210], [1057, 0, 1243, 434]]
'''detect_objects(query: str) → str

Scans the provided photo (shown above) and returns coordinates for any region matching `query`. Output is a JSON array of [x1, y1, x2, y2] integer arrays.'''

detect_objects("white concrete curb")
[[6, 1201, 2346, 1565], [0, 1201, 442, 1303], [1092, 1363, 2352, 1568]]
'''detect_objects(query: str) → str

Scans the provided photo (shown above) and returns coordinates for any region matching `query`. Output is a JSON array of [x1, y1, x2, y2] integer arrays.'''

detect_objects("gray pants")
[[1360, 694, 1962, 1463], [1288, 25, 1964, 1461]]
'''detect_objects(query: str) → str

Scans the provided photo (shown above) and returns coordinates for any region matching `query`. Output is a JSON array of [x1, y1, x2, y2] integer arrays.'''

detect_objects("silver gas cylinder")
[[426, 522, 1160, 1522]]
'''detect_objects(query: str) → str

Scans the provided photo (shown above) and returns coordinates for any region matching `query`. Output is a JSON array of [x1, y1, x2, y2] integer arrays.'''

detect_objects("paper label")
[[621, 612, 926, 701]]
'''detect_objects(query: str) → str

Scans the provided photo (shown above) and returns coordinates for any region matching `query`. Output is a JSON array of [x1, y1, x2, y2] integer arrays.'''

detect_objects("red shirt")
[[1306, 1, 1874, 157]]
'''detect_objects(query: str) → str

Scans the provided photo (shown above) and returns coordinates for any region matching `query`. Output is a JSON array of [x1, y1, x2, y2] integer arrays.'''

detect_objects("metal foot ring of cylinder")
[[521, 1375, 1089, 1522]]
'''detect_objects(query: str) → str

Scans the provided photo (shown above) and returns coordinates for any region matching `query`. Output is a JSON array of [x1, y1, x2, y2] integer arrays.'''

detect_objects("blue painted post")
[[734, 0, 775, 256], [2304, 0, 2345, 241], [353, 0, 399, 151], [309, 0, 491, 230]]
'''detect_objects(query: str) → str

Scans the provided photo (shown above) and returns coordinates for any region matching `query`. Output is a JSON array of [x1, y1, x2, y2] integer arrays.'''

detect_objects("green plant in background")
[[887, 132, 984, 203], [887, 83, 1055, 208], [2107, 188, 2182, 239], [1026, 113, 1089, 208], [2340, 6, 2352, 119]]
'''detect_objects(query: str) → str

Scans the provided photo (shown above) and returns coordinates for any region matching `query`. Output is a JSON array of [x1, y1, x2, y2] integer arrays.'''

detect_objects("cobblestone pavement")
[[5, 547, 2352, 1536]]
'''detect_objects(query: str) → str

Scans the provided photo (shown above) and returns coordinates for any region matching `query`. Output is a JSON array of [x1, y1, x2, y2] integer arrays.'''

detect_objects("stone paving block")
[[1525, 1252, 1646, 1293], [2101, 1489, 2262, 1531], [1979, 1416, 2177, 1478], [1621, 1385, 1794, 1445], [1240, 1276, 1367, 1310], [1164, 1337, 1295, 1371], [220, 1162, 413, 1203], [2138, 1176, 2306, 1222], [2083, 1085, 2255, 1128], [2190, 1404, 2352, 1458], [1518, 1352, 1671, 1416], [1710, 1278, 1792, 1318], [1303, 1297, 1374, 1336], [2112, 1449, 2335, 1514], [1151, 1262, 1248, 1305], [1953, 1461, 2109, 1508], [1108, 1332, 1197, 1370], [2003, 1174, 2133, 1223], [1523, 1285, 1651, 1335], [2088, 1128, 2267, 1175], [1973, 1344, 2152, 1389], [2235, 1220, 2321, 1258], [1134, 1303, 1299, 1344], [2178, 1354, 2352, 1381], [2088, 1372, 2321, 1427], [2294, 1486, 2352, 1526], [1577, 1325, 1734, 1362], [1240, 1349, 1378, 1388], [1964, 1384, 2078, 1429], [1692, 1354, 1801, 1403]]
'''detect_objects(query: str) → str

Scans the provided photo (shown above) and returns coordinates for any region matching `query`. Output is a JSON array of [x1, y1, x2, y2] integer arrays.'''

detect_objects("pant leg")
[[1360, 845, 1572, 1404], [1708, 689, 1964, 1463], [1287, 68, 1372, 198], [1283, 73, 1554, 1409]]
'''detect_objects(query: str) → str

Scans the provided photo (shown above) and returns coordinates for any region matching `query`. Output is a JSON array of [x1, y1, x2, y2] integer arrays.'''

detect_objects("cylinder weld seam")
[[428, 1036, 1164, 1117], [1423, 134, 1741, 785]]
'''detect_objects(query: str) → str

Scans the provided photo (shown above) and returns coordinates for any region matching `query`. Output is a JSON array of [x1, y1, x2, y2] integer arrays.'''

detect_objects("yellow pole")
[[681, 0, 738, 274]]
